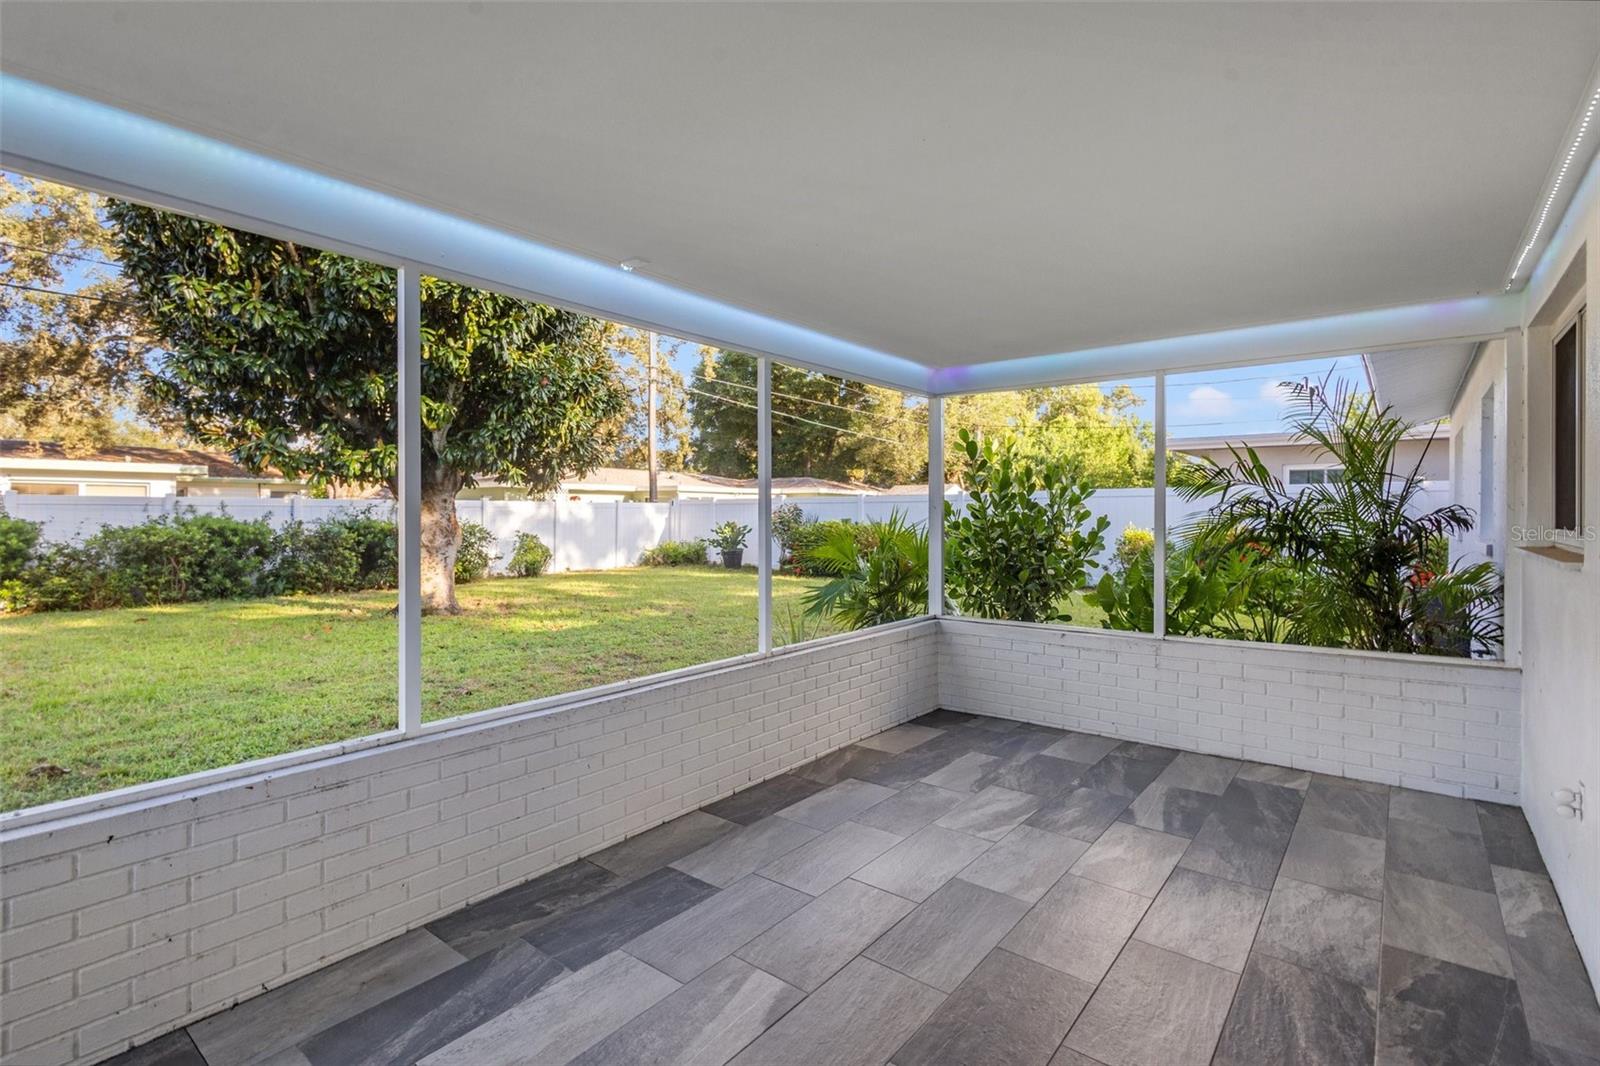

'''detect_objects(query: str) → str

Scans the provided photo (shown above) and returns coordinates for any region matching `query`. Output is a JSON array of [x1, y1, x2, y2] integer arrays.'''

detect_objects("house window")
[[1478, 387, 1495, 540], [82, 483, 150, 497], [1554, 311, 1584, 533], [10, 481, 78, 495], [1286, 466, 1344, 485]]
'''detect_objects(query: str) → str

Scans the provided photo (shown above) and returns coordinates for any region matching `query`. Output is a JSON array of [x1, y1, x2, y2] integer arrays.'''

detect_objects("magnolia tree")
[[108, 203, 628, 614]]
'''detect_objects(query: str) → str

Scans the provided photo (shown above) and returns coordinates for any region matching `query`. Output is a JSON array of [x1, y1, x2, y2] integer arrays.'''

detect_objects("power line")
[[0, 279, 135, 308], [669, 381, 908, 447], [0, 238, 122, 271]]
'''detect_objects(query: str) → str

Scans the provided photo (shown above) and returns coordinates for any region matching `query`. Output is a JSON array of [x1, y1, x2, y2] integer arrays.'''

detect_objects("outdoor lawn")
[[0, 567, 844, 811]]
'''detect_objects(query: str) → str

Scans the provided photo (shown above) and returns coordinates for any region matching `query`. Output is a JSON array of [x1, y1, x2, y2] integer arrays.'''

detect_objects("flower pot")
[[720, 549, 744, 569]]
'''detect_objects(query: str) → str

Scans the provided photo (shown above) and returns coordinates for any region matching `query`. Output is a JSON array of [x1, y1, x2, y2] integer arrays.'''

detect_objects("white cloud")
[[1180, 384, 1239, 419], [1259, 380, 1295, 406]]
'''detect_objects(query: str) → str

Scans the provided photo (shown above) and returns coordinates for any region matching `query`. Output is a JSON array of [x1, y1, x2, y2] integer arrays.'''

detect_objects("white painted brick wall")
[[939, 618, 1522, 804], [0, 622, 937, 1066]]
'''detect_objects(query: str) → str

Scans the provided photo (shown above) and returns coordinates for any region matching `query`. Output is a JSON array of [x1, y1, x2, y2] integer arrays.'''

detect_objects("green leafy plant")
[[777, 602, 828, 645], [1094, 542, 1300, 643], [944, 430, 1110, 623], [1175, 381, 1501, 656], [507, 532, 553, 577], [710, 521, 751, 553], [1113, 524, 1155, 572], [771, 503, 809, 564], [638, 539, 710, 566], [0, 512, 41, 585], [802, 512, 928, 629], [454, 522, 496, 583]]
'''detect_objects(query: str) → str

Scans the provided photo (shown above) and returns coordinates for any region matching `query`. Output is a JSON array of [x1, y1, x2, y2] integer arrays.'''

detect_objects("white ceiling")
[[2, 2, 1597, 371], [1365, 342, 1480, 423]]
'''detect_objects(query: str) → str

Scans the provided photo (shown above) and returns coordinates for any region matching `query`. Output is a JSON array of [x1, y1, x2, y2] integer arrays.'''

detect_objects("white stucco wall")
[[1447, 339, 1510, 567]]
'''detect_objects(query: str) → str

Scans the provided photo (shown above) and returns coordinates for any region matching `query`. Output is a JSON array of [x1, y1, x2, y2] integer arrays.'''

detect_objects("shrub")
[[802, 512, 928, 629], [785, 518, 862, 576], [269, 519, 362, 594], [0, 513, 40, 585], [944, 430, 1110, 623], [771, 503, 808, 563], [507, 532, 553, 577], [1113, 524, 1154, 572], [638, 539, 710, 566], [710, 521, 751, 552], [455, 522, 496, 583]]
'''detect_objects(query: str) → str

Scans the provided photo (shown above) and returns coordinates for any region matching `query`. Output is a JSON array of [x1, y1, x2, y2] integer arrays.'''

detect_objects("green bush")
[[802, 512, 928, 630], [944, 430, 1110, 623], [771, 503, 808, 564], [455, 522, 496, 583], [0, 513, 41, 585], [638, 539, 710, 566], [507, 532, 553, 577], [1113, 524, 1155, 572], [785, 519, 864, 576], [710, 521, 751, 552]]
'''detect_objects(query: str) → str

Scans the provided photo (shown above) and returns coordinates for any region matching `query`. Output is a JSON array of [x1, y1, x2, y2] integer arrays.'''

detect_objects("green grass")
[[0, 567, 839, 811]]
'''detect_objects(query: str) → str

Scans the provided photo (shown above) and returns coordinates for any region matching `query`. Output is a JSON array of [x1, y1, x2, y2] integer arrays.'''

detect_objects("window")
[[1554, 311, 1584, 533], [1479, 387, 1495, 540], [82, 483, 150, 497], [10, 482, 78, 495], [1286, 466, 1344, 485]]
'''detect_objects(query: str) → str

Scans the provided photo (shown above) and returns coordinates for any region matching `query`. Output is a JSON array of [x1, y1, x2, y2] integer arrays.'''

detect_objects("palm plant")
[[801, 512, 929, 630], [1173, 381, 1501, 656]]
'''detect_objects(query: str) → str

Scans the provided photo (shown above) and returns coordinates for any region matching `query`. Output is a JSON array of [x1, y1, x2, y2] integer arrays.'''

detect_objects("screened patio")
[[1, 3, 1599, 1066]]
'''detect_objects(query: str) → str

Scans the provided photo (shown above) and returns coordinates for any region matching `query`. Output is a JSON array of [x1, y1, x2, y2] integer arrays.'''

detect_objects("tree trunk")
[[419, 477, 463, 615]]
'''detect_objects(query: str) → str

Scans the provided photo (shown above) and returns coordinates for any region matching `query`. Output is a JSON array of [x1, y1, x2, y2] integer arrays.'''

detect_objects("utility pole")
[[646, 330, 659, 502]]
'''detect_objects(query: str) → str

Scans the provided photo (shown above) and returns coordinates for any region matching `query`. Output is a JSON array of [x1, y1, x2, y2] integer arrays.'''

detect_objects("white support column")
[[1502, 329, 1527, 666], [927, 397, 945, 617], [1152, 371, 1167, 639], [397, 266, 423, 735], [757, 357, 773, 652]]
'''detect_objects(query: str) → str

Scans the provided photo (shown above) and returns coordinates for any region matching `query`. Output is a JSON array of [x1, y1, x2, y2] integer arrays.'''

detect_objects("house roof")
[[0, 439, 288, 481], [1362, 343, 1482, 423], [1168, 425, 1445, 454]]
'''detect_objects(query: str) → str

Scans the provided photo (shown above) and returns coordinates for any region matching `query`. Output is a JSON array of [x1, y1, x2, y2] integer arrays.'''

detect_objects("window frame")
[[1552, 306, 1585, 536], [1284, 464, 1346, 486]]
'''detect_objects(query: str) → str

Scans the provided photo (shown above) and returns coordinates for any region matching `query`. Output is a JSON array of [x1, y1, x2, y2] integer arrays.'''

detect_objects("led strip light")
[[1508, 83, 1600, 290]]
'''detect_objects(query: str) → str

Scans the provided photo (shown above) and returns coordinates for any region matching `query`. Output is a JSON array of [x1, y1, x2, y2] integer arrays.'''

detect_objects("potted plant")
[[711, 521, 751, 569]]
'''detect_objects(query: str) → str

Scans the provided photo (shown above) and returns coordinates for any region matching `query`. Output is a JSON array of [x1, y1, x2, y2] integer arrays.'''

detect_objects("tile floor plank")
[[527, 867, 720, 969], [418, 951, 680, 1066], [425, 859, 622, 959], [1040, 733, 1122, 765], [757, 821, 902, 896], [1178, 777, 1304, 889], [1256, 877, 1383, 990], [702, 774, 828, 826], [776, 779, 899, 830], [1067, 822, 1189, 898], [728, 958, 944, 1066], [935, 785, 1042, 841], [1279, 820, 1386, 900], [855, 782, 968, 836], [589, 812, 737, 881], [1376, 945, 1535, 1066], [1212, 952, 1375, 1066], [856, 724, 946, 754], [1025, 787, 1133, 842], [956, 824, 1090, 903], [736, 878, 915, 992], [854, 823, 993, 902], [1491, 865, 1600, 1059], [669, 816, 821, 888], [1386, 817, 1496, 893], [920, 752, 1001, 793], [893, 949, 1093, 1066], [1300, 779, 1389, 840], [865, 879, 1031, 992], [1116, 783, 1217, 838], [1062, 940, 1238, 1066], [1382, 871, 1513, 979], [622, 874, 810, 983], [999, 874, 1150, 984], [566, 957, 804, 1066], [1131, 866, 1268, 973]]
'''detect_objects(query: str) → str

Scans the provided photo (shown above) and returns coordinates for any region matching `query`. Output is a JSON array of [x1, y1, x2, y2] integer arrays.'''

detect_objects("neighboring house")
[[1168, 426, 1450, 486], [461, 466, 881, 502], [0, 440, 307, 498]]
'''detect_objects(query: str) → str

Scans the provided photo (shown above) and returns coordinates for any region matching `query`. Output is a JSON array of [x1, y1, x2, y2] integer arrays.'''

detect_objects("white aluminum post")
[[757, 357, 773, 651], [397, 266, 423, 734], [927, 397, 945, 616], [1152, 371, 1167, 639]]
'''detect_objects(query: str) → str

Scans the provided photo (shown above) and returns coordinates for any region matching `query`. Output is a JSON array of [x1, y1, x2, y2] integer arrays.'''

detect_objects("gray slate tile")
[[669, 815, 821, 888], [957, 824, 1089, 903], [590, 811, 737, 881], [1492, 865, 1600, 1058], [1117, 783, 1216, 838], [855, 823, 993, 902], [1383, 870, 1512, 978], [1257, 877, 1382, 990], [936, 785, 1042, 841], [1179, 777, 1304, 889], [1152, 752, 1242, 794], [1068, 821, 1188, 897], [419, 950, 679, 1066], [736, 878, 915, 992], [1477, 802, 1546, 873], [1213, 952, 1376, 1066], [1301, 778, 1389, 840], [1235, 763, 1313, 790], [982, 753, 1087, 799], [300, 939, 567, 1066], [857, 723, 946, 753], [1280, 820, 1386, 900], [1026, 787, 1132, 842], [1387, 816, 1495, 892], [1041, 732, 1123, 764], [1390, 788, 1482, 835], [425, 860, 622, 959], [920, 751, 1000, 792], [528, 866, 720, 969], [1074, 751, 1169, 798], [729, 958, 944, 1066], [758, 820, 902, 895], [189, 928, 465, 1066], [777, 778, 898, 830], [1132, 866, 1268, 973], [794, 745, 896, 787], [702, 774, 827, 825], [893, 949, 1094, 1066], [623, 874, 810, 982], [1063, 939, 1238, 1066], [567, 957, 803, 1066], [865, 878, 1031, 991], [1377, 945, 1536, 1066], [855, 782, 967, 835], [102, 1031, 207, 1066], [1000, 873, 1150, 984]]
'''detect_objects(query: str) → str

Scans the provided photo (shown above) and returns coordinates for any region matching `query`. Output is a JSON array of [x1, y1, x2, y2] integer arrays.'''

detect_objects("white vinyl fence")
[[1, 483, 1455, 576]]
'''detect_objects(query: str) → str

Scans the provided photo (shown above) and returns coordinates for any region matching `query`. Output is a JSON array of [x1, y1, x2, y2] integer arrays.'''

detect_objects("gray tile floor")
[[112, 710, 1600, 1066]]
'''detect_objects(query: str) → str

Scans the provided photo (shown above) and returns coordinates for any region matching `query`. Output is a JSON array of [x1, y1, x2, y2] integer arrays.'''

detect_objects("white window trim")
[[1550, 304, 1585, 539]]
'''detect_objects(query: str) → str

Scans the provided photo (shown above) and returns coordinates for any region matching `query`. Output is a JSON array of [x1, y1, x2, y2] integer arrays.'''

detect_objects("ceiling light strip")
[[1508, 81, 1600, 290]]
